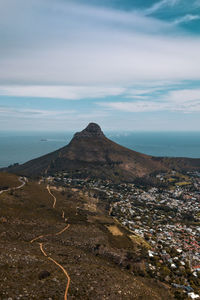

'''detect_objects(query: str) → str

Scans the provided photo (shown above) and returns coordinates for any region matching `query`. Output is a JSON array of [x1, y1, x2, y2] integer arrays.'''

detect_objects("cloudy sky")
[[0, 0, 200, 131]]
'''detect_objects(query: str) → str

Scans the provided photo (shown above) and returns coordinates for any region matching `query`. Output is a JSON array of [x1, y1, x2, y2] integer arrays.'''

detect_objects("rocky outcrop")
[[73, 123, 105, 139]]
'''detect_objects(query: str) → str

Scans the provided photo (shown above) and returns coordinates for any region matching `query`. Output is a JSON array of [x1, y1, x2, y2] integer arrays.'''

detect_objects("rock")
[[0, 232, 6, 238], [38, 270, 50, 280], [0, 217, 7, 223], [73, 123, 104, 139], [164, 275, 170, 282]]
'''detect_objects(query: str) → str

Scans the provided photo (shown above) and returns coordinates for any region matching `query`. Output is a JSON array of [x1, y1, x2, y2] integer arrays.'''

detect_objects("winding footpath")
[[0, 176, 27, 195], [39, 243, 71, 300], [30, 184, 71, 300], [47, 185, 57, 208]]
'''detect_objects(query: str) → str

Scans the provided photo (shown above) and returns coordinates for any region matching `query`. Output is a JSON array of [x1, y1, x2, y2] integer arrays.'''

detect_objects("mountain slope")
[[0, 177, 174, 299], [4, 123, 200, 181], [5, 123, 167, 180]]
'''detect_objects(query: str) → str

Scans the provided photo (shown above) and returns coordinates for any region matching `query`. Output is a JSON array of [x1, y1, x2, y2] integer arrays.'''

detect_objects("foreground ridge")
[[0, 172, 182, 299]]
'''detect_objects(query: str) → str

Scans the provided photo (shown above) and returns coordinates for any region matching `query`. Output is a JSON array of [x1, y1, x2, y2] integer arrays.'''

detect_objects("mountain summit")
[[4, 123, 200, 181], [73, 123, 105, 139]]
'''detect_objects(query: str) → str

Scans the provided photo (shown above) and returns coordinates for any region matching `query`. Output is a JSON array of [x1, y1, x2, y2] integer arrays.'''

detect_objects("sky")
[[0, 0, 200, 131]]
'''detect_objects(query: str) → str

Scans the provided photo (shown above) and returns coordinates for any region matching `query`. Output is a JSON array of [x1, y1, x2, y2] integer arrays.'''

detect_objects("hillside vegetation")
[[0, 172, 21, 190], [0, 178, 174, 299]]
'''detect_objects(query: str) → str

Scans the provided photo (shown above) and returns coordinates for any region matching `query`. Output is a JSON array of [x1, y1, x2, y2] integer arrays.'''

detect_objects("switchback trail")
[[30, 184, 71, 300]]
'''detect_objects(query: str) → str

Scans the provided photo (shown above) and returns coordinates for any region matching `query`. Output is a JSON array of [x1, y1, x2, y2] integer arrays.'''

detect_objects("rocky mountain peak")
[[73, 123, 105, 139]]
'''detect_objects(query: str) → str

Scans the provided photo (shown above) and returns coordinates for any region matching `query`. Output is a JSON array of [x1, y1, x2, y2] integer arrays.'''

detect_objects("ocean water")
[[0, 131, 200, 168]]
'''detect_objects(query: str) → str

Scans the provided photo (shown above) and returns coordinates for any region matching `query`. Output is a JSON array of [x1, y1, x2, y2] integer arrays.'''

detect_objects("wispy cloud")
[[97, 88, 200, 113], [98, 101, 168, 113], [1, 0, 200, 87], [0, 0, 200, 131], [0, 85, 125, 100], [144, 0, 180, 15], [0, 105, 111, 132], [172, 14, 200, 25], [0, 82, 183, 101], [0, 107, 76, 119], [165, 88, 200, 105]]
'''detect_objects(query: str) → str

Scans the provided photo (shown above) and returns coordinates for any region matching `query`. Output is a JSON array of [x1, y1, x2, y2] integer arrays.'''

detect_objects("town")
[[45, 170, 200, 299]]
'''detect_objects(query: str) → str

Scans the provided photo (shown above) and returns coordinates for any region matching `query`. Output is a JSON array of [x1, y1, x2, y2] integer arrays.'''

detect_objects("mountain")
[[4, 123, 200, 181]]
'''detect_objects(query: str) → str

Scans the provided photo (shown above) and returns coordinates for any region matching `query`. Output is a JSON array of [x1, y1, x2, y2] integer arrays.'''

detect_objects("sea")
[[0, 131, 200, 168]]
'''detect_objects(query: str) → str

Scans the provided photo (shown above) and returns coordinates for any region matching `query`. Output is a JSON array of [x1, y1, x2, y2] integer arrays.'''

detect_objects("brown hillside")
[[0, 179, 174, 299], [0, 172, 21, 190], [3, 123, 200, 181], [4, 123, 166, 180]]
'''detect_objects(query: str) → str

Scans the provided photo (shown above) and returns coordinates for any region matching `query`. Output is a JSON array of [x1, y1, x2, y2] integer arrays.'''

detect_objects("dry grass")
[[0, 172, 20, 189], [176, 181, 191, 186], [0, 179, 173, 300], [88, 215, 114, 224], [106, 225, 123, 236], [84, 202, 97, 212], [129, 235, 151, 249]]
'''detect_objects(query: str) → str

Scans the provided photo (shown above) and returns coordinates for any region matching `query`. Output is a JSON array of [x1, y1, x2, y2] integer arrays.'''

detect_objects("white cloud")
[[0, 106, 111, 132], [165, 88, 200, 104], [125, 87, 164, 99], [144, 0, 179, 15], [0, 82, 182, 101], [0, 85, 125, 99], [98, 88, 200, 113], [98, 101, 168, 112], [172, 14, 200, 25], [0, 107, 76, 119], [0, 0, 200, 87], [1, 34, 200, 85]]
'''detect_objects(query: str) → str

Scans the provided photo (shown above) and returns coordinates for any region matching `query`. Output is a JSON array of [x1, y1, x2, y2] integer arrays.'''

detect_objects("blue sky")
[[0, 0, 200, 131]]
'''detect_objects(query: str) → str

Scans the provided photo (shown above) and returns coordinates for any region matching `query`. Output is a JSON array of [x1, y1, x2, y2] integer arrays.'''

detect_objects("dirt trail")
[[0, 176, 27, 195], [47, 184, 57, 208], [39, 243, 71, 300], [30, 184, 71, 300]]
